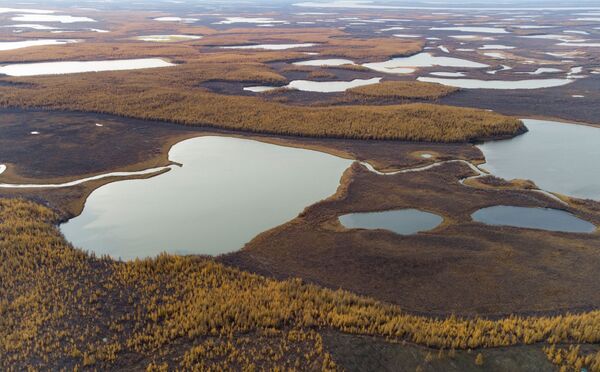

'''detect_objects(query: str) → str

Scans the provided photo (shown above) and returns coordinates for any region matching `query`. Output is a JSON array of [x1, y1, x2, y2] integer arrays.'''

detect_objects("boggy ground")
[[2, 109, 599, 318], [322, 330, 557, 372], [0, 110, 196, 181], [1, 198, 599, 371], [439, 75, 600, 127], [0, 109, 481, 217], [222, 161, 600, 317]]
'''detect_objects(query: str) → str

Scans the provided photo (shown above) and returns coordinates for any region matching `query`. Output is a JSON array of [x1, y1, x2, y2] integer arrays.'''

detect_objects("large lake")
[[61, 136, 352, 259], [478, 119, 600, 200]]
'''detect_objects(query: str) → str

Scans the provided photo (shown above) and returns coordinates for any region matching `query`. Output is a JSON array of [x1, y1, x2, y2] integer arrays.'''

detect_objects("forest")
[[0, 61, 524, 142], [1, 198, 598, 370]]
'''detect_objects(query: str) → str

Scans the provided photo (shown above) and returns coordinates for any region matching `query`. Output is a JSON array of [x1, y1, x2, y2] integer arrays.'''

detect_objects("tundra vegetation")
[[0, 63, 523, 142], [347, 81, 458, 100], [1, 10, 598, 372], [0, 198, 599, 370], [0, 21, 524, 143]]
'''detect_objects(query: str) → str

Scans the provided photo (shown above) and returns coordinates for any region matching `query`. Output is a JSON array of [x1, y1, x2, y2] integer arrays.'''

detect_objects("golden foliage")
[[0, 63, 523, 142], [321, 38, 422, 59], [347, 81, 458, 100], [544, 345, 600, 372], [307, 70, 338, 79], [0, 43, 201, 63], [329, 63, 372, 72], [1, 198, 599, 370]]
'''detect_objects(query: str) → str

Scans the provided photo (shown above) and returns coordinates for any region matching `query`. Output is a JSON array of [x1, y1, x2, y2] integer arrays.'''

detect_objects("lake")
[[418, 77, 573, 89], [364, 52, 488, 74], [0, 58, 175, 76], [60, 136, 352, 259], [478, 119, 600, 200]]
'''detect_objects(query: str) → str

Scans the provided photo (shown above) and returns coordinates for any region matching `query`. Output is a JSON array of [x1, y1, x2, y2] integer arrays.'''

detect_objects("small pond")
[[363, 52, 488, 74], [472, 206, 596, 233], [11, 14, 96, 23], [286, 77, 381, 92], [0, 39, 77, 51], [293, 58, 354, 66], [430, 26, 508, 34], [0, 58, 174, 76], [339, 209, 443, 235], [245, 77, 381, 93], [135, 35, 202, 42]]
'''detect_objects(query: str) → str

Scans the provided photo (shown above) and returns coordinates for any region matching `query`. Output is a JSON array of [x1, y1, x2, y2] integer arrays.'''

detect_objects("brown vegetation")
[[544, 345, 600, 371], [307, 70, 338, 79], [0, 63, 523, 142], [320, 37, 422, 60], [347, 81, 458, 100], [0, 43, 201, 63], [1, 198, 599, 371], [465, 175, 537, 190], [330, 63, 372, 72], [225, 161, 600, 316]]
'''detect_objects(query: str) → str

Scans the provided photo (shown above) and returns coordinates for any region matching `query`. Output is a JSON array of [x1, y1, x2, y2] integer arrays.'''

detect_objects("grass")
[[0, 198, 599, 371]]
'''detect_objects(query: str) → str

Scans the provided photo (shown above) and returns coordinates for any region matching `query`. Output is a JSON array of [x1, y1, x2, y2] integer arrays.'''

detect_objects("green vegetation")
[[1, 198, 599, 370]]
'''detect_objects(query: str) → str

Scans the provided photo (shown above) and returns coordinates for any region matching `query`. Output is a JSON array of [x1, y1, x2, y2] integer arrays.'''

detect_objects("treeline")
[[0, 198, 599, 371], [347, 81, 458, 100], [0, 62, 524, 142]]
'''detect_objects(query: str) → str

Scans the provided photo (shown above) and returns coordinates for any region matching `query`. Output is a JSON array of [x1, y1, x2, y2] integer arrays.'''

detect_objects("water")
[[472, 206, 596, 233], [243, 86, 278, 92], [478, 119, 600, 200], [293, 58, 354, 66], [286, 77, 381, 92], [339, 209, 443, 235], [244, 77, 381, 93], [2, 23, 58, 30], [0, 39, 78, 51], [10, 14, 96, 23], [0, 58, 174, 76], [418, 77, 573, 89], [214, 17, 286, 25], [364, 52, 488, 74], [154, 17, 199, 23], [60, 136, 352, 259], [518, 68, 563, 75], [430, 26, 508, 34], [430, 71, 465, 77], [479, 44, 515, 50], [293, 2, 600, 10], [135, 35, 202, 42], [0, 8, 54, 14]]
